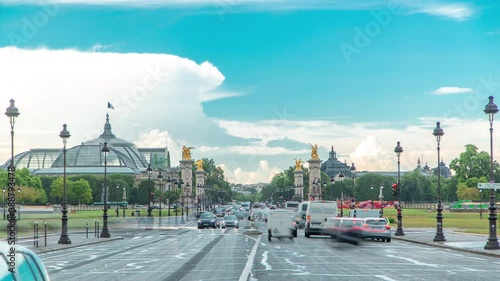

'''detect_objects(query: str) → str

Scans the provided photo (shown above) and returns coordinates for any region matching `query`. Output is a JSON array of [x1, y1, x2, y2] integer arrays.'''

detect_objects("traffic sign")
[[477, 183, 500, 190]]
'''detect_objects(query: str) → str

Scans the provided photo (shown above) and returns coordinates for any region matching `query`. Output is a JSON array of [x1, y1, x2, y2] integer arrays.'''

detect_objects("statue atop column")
[[182, 145, 194, 160], [195, 159, 204, 171], [294, 159, 303, 170], [309, 144, 319, 160]]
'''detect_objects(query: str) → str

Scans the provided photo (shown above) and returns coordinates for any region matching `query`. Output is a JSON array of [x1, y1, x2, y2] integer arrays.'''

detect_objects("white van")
[[267, 209, 297, 241], [294, 201, 309, 229], [305, 200, 338, 238], [348, 209, 381, 218]]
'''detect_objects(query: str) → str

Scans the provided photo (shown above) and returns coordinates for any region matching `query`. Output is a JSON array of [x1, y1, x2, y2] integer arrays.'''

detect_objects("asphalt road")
[[40, 220, 500, 281]]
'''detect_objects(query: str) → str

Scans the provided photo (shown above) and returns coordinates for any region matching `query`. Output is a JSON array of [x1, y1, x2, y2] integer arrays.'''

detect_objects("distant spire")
[[98, 113, 116, 139]]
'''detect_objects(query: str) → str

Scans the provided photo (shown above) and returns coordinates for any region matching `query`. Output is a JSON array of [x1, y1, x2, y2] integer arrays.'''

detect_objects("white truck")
[[267, 209, 297, 241], [348, 209, 382, 218]]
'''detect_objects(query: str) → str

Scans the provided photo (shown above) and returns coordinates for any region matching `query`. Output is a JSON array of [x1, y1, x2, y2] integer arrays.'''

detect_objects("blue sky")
[[1, 0, 500, 183]]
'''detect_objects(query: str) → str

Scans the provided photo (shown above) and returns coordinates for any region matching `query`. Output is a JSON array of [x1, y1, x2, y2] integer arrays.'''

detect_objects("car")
[[134, 205, 146, 209], [0, 242, 51, 280], [232, 210, 245, 220], [214, 208, 226, 217], [359, 217, 392, 242], [197, 213, 220, 229], [221, 215, 239, 228]]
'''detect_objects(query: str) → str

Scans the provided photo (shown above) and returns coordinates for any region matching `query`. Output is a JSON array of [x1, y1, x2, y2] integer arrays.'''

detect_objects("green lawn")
[[0, 208, 491, 239]]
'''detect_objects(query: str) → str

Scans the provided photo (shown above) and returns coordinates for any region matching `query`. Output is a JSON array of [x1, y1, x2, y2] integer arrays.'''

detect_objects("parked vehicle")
[[267, 209, 296, 241], [305, 200, 338, 238]]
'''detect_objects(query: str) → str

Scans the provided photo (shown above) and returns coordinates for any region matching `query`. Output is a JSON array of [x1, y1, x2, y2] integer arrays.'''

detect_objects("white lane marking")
[[239, 235, 262, 281], [174, 253, 188, 259], [260, 251, 272, 271], [386, 254, 439, 268], [245, 235, 258, 242], [375, 275, 398, 281]]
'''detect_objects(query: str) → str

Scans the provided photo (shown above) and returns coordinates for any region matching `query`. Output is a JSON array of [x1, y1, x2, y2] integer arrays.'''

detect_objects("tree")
[[49, 177, 64, 203], [69, 179, 93, 205], [449, 144, 497, 182], [456, 182, 480, 200], [401, 171, 434, 202]]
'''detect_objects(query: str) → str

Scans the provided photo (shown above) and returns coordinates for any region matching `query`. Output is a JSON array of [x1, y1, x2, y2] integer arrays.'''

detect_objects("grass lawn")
[[0, 209, 178, 239]]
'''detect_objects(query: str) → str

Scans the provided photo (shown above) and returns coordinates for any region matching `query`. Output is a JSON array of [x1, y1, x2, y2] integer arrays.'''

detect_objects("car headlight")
[[210, 219, 215, 222], [198, 220, 202, 223]]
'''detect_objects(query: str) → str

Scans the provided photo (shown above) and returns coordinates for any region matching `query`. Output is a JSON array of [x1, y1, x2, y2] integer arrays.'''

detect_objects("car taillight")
[[363, 224, 369, 228], [385, 225, 391, 230]]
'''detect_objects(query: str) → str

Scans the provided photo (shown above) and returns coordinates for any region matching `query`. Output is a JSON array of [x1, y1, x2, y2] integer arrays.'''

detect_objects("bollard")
[[44, 222, 47, 247], [94, 220, 97, 238], [33, 221, 36, 246], [36, 222, 39, 248], [86, 220, 89, 238]]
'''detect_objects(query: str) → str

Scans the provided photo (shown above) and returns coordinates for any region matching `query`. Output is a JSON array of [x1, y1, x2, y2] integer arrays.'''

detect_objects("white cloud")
[[409, 2, 474, 21], [432, 86, 474, 95], [486, 31, 500, 35], [219, 160, 282, 184]]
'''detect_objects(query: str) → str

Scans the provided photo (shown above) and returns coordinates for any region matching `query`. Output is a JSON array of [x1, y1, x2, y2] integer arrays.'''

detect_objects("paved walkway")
[[18, 216, 196, 254], [393, 227, 500, 258]]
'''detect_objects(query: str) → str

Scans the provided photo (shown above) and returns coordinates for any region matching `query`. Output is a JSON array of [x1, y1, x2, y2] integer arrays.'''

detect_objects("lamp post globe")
[[58, 124, 72, 244], [433, 121, 446, 242], [338, 172, 344, 217], [394, 141, 405, 236], [146, 164, 152, 180], [484, 96, 500, 250], [100, 142, 111, 238]]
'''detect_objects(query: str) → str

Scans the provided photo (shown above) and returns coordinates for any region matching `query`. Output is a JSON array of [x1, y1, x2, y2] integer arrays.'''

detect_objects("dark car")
[[198, 213, 220, 229], [221, 215, 239, 229], [232, 210, 245, 220]]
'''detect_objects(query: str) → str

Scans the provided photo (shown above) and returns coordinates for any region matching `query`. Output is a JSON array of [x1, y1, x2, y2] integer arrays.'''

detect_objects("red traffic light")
[[392, 183, 397, 189]]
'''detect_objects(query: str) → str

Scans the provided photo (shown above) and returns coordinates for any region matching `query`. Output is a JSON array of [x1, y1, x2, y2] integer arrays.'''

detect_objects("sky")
[[0, 0, 499, 184]]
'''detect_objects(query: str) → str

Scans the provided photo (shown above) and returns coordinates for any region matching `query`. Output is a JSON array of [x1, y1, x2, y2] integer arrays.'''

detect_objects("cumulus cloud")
[[219, 160, 282, 184], [432, 86, 474, 95], [409, 2, 475, 21]]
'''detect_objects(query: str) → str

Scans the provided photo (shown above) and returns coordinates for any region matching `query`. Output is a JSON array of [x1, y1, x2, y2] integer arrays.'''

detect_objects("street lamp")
[[167, 177, 172, 217], [158, 171, 163, 218], [338, 172, 345, 217], [120, 185, 127, 218], [433, 121, 446, 242], [186, 182, 190, 220], [370, 185, 374, 209], [329, 176, 335, 201], [147, 164, 152, 180], [484, 96, 500, 250], [58, 124, 71, 244], [394, 141, 405, 236], [100, 142, 111, 238], [2, 187, 6, 220], [379, 185, 384, 216], [6, 99, 19, 250], [350, 163, 356, 206]]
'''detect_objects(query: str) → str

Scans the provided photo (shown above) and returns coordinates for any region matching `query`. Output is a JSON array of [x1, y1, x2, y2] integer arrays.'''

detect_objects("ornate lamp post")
[[329, 176, 335, 201], [370, 185, 374, 209], [350, 163, 356, 205], [5, 99, 19, 250], [433, 121, 446, 242], [394, 141, 405, 236], [379, 185, 384, 216], [58, 124, 71, 244], [484, 96, 500, 250], [147, 164, 152, 180], [158, 171, 163, 218], [120, 185, 127, 218], [186, 182, 190, 220], [167, 177, 172, 217], [100, 142, 111, 238], [338, 172, 345, 217]]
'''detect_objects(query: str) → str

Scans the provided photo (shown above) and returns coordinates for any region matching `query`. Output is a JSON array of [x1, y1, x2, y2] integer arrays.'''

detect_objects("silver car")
[[359, 218, 392, 242]]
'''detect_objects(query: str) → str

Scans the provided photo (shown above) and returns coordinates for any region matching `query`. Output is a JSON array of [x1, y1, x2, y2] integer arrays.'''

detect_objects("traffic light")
[[392, 183, 398, 196]]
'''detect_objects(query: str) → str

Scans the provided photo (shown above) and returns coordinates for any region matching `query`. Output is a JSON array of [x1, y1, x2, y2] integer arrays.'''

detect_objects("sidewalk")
[[18, 216, 194, 254], [393, 227, 500, 258]]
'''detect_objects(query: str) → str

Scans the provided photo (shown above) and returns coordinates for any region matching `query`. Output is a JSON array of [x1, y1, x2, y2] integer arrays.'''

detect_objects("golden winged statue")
[[182, 145, 195, 160], [309, 143, 319, 159], [294, 159, 303, 170], [195, 159, 203, 171]]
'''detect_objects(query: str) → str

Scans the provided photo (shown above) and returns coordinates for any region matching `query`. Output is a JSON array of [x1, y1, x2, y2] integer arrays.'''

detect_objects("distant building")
[[1, 114, 178, 181], [321, 146, 353, 178]]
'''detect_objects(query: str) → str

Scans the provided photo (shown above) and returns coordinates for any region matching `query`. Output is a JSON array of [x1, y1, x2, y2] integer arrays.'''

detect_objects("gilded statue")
[[182, 145, 195, 160], [294, 159, 303, 170], [309, 143, 319, 159], [195, 159, 203, 171]]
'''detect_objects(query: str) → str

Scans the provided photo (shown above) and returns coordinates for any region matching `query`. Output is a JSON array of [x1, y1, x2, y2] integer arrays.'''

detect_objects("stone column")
[[308, 158, 322, 200], [196, 168, 205, 211], [180, 159, 194, 198], [294, 169, 304, 201]]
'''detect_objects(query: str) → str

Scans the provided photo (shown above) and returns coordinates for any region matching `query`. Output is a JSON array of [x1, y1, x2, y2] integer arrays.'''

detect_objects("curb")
[[393, 237, 500, 258], [30, 237, 124, 254]]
